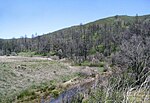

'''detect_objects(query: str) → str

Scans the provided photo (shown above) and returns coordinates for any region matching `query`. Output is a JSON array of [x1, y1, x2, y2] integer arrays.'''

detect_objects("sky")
[[0, 0, 150, 39]]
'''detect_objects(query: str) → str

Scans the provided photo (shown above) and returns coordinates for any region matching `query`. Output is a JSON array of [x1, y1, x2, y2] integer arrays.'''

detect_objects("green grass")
[[128, 90, 150, 103], [60, 72, 84, 83], [17, 89, 35, 100], [18, 51, 37, 57], [18, 51, 46, 57], [15, 80, 57, 102], [98, 67, 104, 73], [18, 51, 58, 57], [78, 61, 105, 68]]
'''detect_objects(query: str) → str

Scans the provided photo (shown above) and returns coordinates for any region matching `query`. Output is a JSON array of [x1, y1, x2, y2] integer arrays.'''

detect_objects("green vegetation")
[[61, 72, 80, 82], [48, 51, 57, 56], [89, 47, 97, 54], [18, 51, 37, 57], [97, 44, 105, 53], [78, 61, 105, 67], [16, 80, 57, 102]]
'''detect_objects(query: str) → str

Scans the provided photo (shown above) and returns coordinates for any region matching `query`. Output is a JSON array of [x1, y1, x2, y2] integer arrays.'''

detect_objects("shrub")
[[97, 44, 105, 53], [51, 89, 60, 98], [89, 47, 97, 55], [103, 68, 108, 72], [49, 51, 57, 56], [81, 61, 90, 66], [11, 52, 17, 56], [17, 90, 32, 99]]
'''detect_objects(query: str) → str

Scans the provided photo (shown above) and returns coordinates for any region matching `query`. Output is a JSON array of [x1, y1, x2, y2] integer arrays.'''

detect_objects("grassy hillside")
[[45, 14, 150, 36]]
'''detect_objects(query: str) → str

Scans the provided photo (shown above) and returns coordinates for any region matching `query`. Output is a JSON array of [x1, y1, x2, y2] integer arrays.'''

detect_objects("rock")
[[47, 58, 53, 61], [51, 55, 59, 60]]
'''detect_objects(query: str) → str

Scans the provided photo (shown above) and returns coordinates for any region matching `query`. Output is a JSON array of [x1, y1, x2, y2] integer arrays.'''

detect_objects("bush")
[[97, 44, 105, 53], [89, 47, 97, 55], [81, 61, 90, 66], [11, 52, 17, 56], [49, 51, 57, 56], [99, 62, 104, 67]]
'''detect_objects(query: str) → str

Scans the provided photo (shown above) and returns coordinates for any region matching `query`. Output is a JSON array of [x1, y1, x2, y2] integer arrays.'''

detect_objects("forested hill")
[[0, 14, 150, 62]]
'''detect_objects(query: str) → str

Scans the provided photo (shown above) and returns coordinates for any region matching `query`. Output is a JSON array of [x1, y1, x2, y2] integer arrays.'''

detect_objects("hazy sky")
[[0, 0, 150, 39]]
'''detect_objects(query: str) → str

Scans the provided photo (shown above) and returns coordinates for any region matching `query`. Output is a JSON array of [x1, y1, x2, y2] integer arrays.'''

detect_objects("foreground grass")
[[128, 90, 150, 103], [18, 51, 39, 57], [0, 56, 82, 103]]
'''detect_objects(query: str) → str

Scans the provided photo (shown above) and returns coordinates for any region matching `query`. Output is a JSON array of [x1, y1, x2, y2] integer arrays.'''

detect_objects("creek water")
[[50, 86, 81, 103], [42, 78, 96, 103]]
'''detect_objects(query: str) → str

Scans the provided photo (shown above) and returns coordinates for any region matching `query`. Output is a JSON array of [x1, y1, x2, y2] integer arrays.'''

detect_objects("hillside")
[[0, 14, 150, 57]]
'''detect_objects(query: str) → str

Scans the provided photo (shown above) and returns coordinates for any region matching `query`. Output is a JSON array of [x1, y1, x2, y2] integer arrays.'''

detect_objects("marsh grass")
[[0, 56, 86, 103]]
